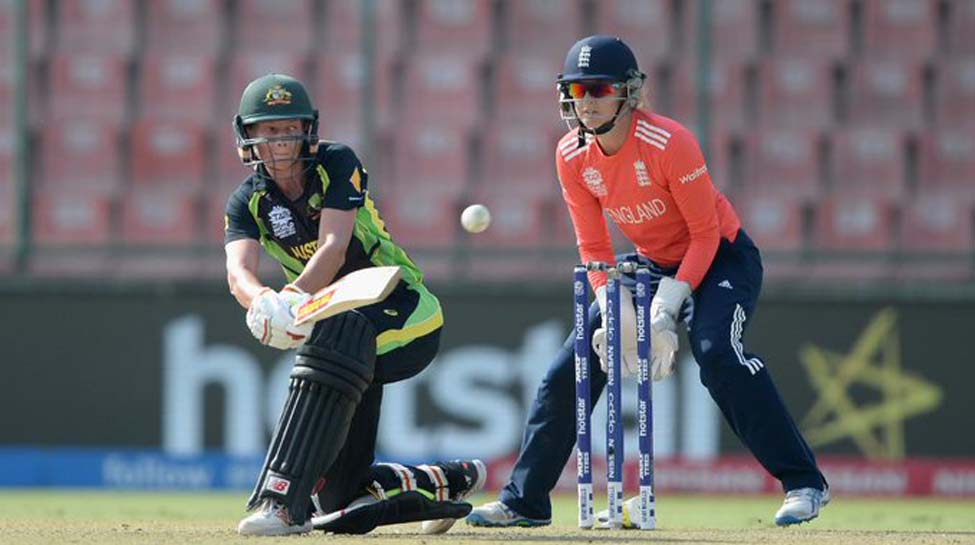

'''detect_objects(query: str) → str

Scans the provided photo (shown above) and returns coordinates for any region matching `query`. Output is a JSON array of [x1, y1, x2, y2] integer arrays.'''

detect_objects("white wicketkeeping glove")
[[648, 276, 692, 381], [591, 284, 640, 377], [246, 286, 314, 350]]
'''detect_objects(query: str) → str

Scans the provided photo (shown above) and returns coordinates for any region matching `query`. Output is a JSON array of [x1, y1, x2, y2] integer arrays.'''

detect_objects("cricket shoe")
[[595, 496, 645, 529], [237, 498, 313, 536], [774, 486, 831, 526], [420, 459, 488, 534], [466, 501, 551, 528]]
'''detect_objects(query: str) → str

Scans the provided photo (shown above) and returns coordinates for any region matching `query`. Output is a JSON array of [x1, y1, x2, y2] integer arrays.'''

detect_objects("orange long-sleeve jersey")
[[556, 110, 741, 290]]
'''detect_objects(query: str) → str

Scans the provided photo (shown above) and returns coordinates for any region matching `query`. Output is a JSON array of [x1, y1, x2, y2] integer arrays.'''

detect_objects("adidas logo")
[[718, 280, 733, 289]]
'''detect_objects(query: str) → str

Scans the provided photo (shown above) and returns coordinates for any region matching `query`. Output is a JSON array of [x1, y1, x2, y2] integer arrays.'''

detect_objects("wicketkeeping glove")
[[591, 284, 640, 377], [648, 276, 692, 381]]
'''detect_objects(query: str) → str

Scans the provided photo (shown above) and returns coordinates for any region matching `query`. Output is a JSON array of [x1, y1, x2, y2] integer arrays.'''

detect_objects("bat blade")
[[293, 266, 402, 326]]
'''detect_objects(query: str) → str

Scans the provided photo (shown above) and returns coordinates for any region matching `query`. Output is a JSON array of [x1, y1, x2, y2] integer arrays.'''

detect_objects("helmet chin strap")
[[576, 100, 627, 147]]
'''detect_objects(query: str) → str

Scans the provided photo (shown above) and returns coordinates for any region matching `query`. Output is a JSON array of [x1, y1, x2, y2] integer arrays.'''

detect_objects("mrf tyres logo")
[[678, 164, 708, 185]]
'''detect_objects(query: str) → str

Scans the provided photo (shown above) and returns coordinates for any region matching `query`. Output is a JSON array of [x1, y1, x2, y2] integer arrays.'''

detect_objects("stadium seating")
[[54, 0, 135, 55], [0, 0, 47, 59], [1, 0, 972, 283], [756, 58, 835, 129], [323, 0, 402, 55], [374, 185, 458, 249], [145, 0, 225, 54], [900, 195, 973, 252], [741, 128, 822, 200], [480, 124, 558, 194], [468, 188, 551, 248], [0, 182, 11, 244], [597, 0, 673, 62], [0, 62, 10, 129], [847, 59, 925, 129], [897, 195, 974, 280], [917, 128, 975, 200], [139, 53, 218, 123], [392, 124, 469, 192], [830, 127, 908, 197], [733, 192, 805, 252], [315, 53, 394, 132], [399, 54, 482, 129], [670, 60, 748, 130], [203, 189, 231, 244], [48, 52, 129, 125], [0, 60, 43, 128], [319, 118, 365, 159], [934, 60, 975, 126], [214, 124, 251, 191], [504, 0, 584, 56], [0, 129, 12, 243], [492, 53, 564, 127], [948, 0, 975, 57], [684, 0, 759, 61], [773, 0, 849, 59], [129, 120, 208, 191], [415, 0, 493, 59], [31, 187, 112, 245], [120, 187, 199, 245], [237, 0, 315, 54], [704, 129, 733, 194], [862, 0, 937, 61], [813, 194, 895, 252], [38, 121, 121, 191]]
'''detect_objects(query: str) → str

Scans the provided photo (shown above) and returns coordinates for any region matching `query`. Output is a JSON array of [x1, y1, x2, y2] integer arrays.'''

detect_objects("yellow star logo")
[[799, 308, 942, 460]]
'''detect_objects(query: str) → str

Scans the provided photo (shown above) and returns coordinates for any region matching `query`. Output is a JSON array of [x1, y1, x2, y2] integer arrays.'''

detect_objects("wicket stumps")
[[573, 262, 656, 530]]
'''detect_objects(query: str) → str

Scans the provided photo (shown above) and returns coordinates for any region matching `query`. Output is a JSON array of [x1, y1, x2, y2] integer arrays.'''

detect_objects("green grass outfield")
[[0, 490, 973, 545]]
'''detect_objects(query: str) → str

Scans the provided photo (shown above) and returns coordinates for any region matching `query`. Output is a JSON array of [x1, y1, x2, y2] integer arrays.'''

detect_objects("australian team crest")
[[263, 84, 293, 106], [582, 167, 607, 197]]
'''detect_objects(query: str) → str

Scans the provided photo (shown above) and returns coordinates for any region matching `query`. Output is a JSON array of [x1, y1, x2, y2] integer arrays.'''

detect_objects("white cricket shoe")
[[466, 501, 551, 528], [421, 459, 488, 534], [237, 498, 313, 536], [774, 487, 831, 526], [595, 496, 643, 529]]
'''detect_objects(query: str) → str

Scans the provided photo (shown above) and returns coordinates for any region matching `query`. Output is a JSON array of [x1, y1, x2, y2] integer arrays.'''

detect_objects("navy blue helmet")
[[557, 35, 642, 84], [556, 35, 646, 136]]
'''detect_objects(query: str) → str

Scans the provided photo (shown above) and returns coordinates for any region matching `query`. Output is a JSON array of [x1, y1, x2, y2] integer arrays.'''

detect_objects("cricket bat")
[[293, 266, 402, 326]]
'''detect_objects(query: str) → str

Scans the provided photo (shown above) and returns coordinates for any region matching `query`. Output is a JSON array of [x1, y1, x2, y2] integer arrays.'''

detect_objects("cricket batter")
[[224, 74, 484, 536], [468, 36, 829, 528]]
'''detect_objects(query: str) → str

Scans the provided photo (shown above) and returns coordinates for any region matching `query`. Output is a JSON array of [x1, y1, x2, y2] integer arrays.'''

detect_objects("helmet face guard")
[[234, 74, 320, 172], [233, 113, 320, 171]]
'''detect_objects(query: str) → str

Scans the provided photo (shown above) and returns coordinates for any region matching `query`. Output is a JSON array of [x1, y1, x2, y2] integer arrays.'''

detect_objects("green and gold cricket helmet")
[[234, 73, 320, 166]]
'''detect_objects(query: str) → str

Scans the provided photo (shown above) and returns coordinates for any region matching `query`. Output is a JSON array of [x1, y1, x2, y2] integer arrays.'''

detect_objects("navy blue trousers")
[[499, 230, 825, 519]]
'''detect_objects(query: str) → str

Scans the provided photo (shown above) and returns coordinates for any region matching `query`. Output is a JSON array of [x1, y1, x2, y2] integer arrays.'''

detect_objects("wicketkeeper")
[[468, 35, 829, 529]]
